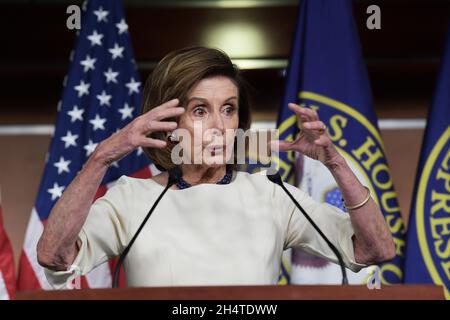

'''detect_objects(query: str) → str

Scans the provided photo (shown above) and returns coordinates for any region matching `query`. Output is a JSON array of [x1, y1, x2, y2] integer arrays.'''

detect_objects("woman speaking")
[[37, 46, 395, 288]]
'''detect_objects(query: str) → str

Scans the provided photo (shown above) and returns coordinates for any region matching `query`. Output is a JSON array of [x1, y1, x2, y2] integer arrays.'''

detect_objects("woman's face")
[[176, 75, 239, 167]]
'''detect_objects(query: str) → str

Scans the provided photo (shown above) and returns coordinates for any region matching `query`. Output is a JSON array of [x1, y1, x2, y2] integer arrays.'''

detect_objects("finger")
[[314, 135, 329, 147], [141, 137, 167, 149], [155, 98, 180, 110], [287, 103, 311, 126], [152, 106, 185, 121], [155, 106, 185, 121], [146, 121, 178, 133], [139, 108, 183, 131], [143, 98, 181, 118], [288, 103, 319, 122], [270, 140, 296, 152], [299, 106, 319, 122], [302, 121, 327, 133], [287, 103, 303, 116]]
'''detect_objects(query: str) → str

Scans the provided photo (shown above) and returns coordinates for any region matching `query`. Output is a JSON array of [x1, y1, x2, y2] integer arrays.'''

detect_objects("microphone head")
[[266, 170, 283, 186], [168, 167, 182, 185]]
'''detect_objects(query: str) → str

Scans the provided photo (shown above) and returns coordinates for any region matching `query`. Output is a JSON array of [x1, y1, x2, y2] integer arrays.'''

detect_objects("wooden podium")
[[16, 285, 444, 300]]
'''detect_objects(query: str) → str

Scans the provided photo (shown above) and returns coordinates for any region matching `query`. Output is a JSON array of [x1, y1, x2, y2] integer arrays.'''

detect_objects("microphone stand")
[[267, 171, 349, 285], [112, 168, 181, 288]]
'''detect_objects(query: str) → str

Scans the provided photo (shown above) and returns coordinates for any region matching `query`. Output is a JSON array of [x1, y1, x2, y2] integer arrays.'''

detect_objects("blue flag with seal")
[[404, 24, 450, 299], [274, 0, 406, 284]]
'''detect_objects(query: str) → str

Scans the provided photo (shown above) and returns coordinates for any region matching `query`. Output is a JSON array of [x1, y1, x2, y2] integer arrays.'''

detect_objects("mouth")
[[206, 145, 225, 155]]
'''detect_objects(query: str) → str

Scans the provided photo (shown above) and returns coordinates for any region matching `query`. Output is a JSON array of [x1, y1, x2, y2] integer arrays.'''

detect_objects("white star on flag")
[[109, 43, 124, 60], [118, 103, 134, 120], [89, 114, 107, 131], [116, 18, 128, 34], [53, 156, 71, 174], [93, 6, 109, 22], [61, 131, 79, 148], [47, 182, 65, 201], [104, 67, 119, 83], [87, 30, 104, 46], [84, 139, 98, 157], [96, 90, 112, 106], [125, 77, 141, 95], [137, 147, 144, 156], [80, 54, 96, 72], [74, 80, 90, 97], [67, 105, 84, 122]]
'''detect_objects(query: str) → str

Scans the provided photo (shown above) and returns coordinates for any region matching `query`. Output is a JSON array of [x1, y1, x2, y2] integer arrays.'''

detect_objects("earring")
[[167, 131, 178, 142]]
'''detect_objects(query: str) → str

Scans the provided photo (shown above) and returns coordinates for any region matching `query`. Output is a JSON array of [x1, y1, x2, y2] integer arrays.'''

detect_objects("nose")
[[209, 109, 225, 135]]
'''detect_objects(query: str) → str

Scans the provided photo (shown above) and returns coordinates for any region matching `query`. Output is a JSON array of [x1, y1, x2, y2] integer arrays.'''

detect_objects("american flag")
[[0, 192, 16, 299], [17, 0, 156, 290]]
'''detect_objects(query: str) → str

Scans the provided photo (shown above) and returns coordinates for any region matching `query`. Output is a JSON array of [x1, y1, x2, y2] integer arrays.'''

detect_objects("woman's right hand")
[[93, 98, 184, 167], [38, 98, 184, 271]]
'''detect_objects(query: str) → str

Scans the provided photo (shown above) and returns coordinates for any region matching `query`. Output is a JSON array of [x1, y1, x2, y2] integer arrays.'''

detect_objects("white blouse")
[[45, 171, 365, 288]]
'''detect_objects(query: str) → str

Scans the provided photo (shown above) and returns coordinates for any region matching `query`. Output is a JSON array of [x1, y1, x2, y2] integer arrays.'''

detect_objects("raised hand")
[[272, 103, 341, 166], [94, 98, 185, 166]]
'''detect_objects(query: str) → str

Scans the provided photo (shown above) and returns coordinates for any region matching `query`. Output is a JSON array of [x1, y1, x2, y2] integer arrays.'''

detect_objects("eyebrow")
[[187, 96, 238, 104]]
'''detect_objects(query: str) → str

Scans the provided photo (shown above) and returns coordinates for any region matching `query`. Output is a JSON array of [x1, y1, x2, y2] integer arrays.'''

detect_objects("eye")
[[193, 105, 207, 117], [222, 104, 237, 116]]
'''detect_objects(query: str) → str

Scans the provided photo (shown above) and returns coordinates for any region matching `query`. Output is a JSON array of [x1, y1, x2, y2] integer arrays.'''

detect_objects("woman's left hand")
[[272, 103, 342, 167], [271, 103, 396, 264]]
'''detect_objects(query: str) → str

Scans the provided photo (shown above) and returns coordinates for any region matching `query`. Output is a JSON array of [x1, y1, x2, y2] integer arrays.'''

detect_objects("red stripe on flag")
[[0, 206, 15, 299], [94, 185, 108, 202], [79, 275, 90, 289], [130, 166, 152, 179], [17, 250, 41, 291], [108, 258, 127, 288]]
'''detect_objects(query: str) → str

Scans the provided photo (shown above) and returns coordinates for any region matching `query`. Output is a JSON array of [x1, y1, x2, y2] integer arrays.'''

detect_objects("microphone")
[[266, 171, 349, 285], [112, 167, 182, 288]]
